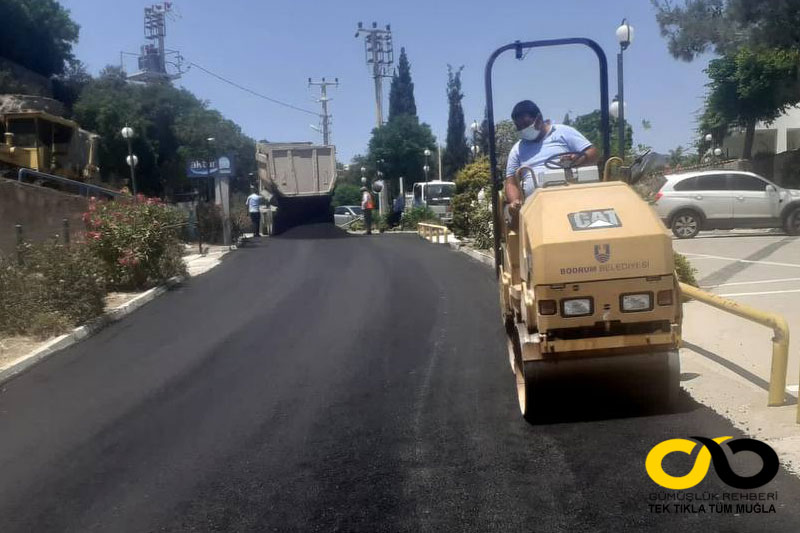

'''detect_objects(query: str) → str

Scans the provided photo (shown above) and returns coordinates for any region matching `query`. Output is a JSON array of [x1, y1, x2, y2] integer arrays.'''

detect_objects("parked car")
[[653, 170, 800, 238], [333, 205, 362, 226]]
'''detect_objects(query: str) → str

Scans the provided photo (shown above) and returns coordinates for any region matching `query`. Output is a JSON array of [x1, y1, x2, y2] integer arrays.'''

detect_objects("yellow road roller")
[[484, 38, 682, 421]]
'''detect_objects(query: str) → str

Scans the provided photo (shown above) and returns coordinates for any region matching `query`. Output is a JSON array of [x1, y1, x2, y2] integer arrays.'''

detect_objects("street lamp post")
[[423, 148, 431, 182], [470, 121, 479, 161], [120, 125, 137, 195], [615, 19, 634, 159], [206, 137, 215, 202]]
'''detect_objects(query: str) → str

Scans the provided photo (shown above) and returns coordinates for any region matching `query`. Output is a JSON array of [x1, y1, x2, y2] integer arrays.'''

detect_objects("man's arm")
[[560, 126, 598, 166], [504, 144, 523, 210]]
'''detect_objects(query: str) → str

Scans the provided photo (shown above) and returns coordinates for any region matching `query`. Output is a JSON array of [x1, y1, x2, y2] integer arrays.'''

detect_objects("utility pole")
[[308, 77, 339, 145], [355, 22, 393, 127]]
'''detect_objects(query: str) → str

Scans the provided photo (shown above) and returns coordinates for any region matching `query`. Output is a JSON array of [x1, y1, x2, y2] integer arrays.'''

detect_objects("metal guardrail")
[[418, 222, 450, 243], [679, 282, 795, 423], [339, 215, 364, 229], [18, 168, 121, 198]]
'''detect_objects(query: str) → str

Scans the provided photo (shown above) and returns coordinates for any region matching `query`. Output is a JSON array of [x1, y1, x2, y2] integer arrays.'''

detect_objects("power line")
[[188, 61, 320, 117]]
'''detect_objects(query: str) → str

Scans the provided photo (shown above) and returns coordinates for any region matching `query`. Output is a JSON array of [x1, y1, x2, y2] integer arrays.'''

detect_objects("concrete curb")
[[449, 242, 494, 267], [0, 276, 185, 386]]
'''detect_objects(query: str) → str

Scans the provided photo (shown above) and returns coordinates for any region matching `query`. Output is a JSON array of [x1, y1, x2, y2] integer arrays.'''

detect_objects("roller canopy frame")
[[484, 38, 611, 273]]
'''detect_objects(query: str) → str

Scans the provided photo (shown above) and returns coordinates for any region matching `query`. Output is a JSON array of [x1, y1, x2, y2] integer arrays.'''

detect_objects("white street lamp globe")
[[120, 126, 134, 139], [361, 176, 367, 185], [126, 154, 139, 167], [424, 149, 431, 157], [423, 165, 430, 172], [471, 121, 479, 132], [714, 148, 723, 156], [207, 137, 215, 143], [610, 100, 619, 119], [705, 133, 713, 142], [360, 166, 366, 173], [616, 21, 634, 48]]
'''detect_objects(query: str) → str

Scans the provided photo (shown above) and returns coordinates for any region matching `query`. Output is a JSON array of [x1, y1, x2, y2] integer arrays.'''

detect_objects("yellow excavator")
[[485, 39, 682, 421], [0, 102, 99, 182]]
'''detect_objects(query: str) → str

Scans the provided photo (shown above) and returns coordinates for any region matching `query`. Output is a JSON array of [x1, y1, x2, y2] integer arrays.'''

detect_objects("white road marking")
[[681, 253, 800, 269], [702, 277, 800, 289], [717, 288, 800, 297]]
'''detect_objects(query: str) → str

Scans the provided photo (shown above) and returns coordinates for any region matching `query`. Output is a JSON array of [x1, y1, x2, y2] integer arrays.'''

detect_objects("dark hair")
[[511, 100, 541, 121]]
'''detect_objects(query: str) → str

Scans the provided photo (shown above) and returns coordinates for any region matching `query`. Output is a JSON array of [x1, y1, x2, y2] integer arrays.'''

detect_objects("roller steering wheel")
[[543, 151, 585, 170]]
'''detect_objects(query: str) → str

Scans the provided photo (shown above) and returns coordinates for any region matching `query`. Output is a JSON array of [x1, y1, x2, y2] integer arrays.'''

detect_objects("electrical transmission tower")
[[355, 22, 393, 127], [124, 2, 186, 83], [308, 77, 339, 145]]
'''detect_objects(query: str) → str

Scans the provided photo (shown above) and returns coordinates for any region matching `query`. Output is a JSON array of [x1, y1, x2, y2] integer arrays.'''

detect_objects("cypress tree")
[[388, 47, 417, 121], [443, 65, 469, 180]]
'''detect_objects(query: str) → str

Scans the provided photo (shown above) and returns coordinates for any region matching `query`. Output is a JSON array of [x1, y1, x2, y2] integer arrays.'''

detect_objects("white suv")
[[653, 170, 800, 238]]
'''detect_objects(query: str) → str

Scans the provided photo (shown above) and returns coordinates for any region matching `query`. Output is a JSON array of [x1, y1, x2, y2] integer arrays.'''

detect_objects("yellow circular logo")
[[645, 437, 732, 490]]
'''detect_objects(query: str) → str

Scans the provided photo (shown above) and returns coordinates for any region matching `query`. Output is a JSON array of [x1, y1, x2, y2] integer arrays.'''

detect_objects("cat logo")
[[594, 244, 611, 263], [567, 208, 622, 231]]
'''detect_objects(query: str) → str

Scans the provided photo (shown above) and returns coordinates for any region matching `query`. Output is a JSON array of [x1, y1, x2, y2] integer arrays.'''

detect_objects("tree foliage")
[[443, 65, 469, 180], [0, 0, 80, 77], [332, 183, 361, 207], [571, 110, 633, 158], [367, 115, 437, 193], [51, 60, 91, 115], [652, 0, 800, 61], [703, 47, 800, 158], [388, 47, 417, 121], [73, 67, 256, 197]]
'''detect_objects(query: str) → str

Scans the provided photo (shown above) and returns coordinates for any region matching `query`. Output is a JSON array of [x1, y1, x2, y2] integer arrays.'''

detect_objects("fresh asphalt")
[[1, 224, 799, 532]]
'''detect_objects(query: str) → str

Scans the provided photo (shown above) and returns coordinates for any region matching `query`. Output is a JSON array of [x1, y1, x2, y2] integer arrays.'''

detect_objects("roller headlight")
[[621, 293, 653, 312], [561, 298, 593, 317]]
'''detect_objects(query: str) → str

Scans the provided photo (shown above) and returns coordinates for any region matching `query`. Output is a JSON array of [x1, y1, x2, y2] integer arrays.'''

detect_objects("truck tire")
[[671, 210, 701, 239], [784, 206, 800, 236]]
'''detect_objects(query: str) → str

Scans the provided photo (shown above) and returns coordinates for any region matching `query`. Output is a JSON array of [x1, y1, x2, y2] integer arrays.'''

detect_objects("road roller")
[[484, 38, 682, 421]]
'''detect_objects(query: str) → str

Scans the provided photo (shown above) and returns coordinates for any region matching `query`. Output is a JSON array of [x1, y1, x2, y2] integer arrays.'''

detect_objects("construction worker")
[[361, 186, 374, 235], [504, 100, 598, 218], [246, 186, 264, 237]]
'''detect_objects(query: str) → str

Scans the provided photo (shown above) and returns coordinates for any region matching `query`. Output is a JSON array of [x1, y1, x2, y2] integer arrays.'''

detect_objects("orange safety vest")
[[365, 192, 375, 210]]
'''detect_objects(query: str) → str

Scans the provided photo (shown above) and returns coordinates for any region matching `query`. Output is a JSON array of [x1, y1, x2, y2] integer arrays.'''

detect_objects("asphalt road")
[[1, 225, 799, 532]]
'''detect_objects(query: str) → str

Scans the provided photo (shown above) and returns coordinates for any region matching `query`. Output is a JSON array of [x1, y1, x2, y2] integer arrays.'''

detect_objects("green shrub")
[[469, 204, 494, 249], [0, 242, 106, 338], [196, 201, 224, 244], [400, 206, 440, 230], [84, 196, 187, 290], [453, 157, 492, 237], [674, 252, 698, 287]]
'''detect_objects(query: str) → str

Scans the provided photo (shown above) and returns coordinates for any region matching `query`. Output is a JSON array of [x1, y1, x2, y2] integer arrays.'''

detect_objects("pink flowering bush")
[[83, 195, 187, 290]]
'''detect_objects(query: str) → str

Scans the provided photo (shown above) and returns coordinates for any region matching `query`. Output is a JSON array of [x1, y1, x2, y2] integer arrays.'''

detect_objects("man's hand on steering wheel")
[[544, 151, 587, 170]]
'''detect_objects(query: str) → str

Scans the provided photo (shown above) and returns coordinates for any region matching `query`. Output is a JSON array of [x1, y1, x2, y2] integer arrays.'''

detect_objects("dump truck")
[[0, 96, 99, 182], [485, 38, 682, 422], [255, 142, 337, 234]]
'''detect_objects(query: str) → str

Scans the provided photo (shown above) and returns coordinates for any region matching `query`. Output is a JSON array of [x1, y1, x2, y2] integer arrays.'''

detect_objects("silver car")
[[653, 170, 800, 238], [333, 205, 362, 226]]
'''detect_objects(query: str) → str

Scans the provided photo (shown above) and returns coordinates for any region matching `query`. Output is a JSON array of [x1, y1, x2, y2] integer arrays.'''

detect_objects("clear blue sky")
[[60, 0, 711, 162]]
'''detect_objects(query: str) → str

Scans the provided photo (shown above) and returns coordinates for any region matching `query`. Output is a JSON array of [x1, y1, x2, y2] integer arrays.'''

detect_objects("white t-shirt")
[[246, 193, 262, 213]]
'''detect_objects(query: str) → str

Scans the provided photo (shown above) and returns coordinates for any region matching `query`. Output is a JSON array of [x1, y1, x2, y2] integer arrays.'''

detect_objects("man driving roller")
[[504, 100, 598, 215]]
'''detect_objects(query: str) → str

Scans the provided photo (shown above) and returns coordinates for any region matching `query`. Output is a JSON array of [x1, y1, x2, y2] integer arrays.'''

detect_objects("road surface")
[[1, 225, 799, 532]]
